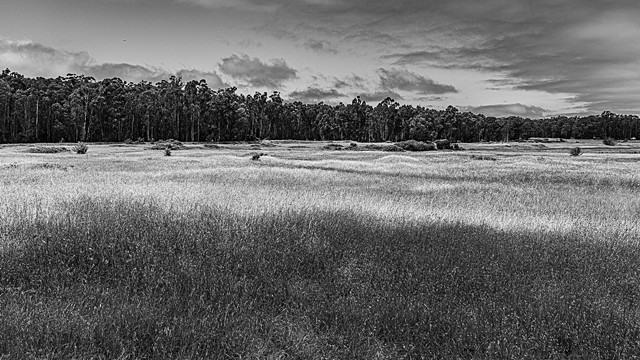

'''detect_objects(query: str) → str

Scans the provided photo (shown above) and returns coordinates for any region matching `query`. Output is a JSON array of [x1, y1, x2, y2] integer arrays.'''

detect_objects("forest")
[[1, 69, 639, 144]]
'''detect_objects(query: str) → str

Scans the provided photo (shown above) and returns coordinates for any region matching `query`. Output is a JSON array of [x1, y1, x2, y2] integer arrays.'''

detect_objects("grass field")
[[1, 140, 640, 359]]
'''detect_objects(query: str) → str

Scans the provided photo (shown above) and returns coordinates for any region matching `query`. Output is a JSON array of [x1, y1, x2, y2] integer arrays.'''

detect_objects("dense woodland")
[[1, 69, 639, 144]]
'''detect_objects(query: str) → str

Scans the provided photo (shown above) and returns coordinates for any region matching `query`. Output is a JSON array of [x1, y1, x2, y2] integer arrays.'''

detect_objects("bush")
[[434, 139, 451, 150], [471, 154, 497, 161], [149, 139, 186, 150], [164, 148, 171, 156], [73, 142, 88, 154], [251, 152, 266, 161], [25, 146, 69, 154], [362, 144, 404, 152], [322, 144, 344, 151], [569, 147, 583, 156], [603, 138, 616, 146], [395, 140, 436, 151]]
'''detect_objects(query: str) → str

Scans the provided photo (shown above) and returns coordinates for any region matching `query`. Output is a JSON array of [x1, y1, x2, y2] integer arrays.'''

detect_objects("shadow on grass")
[[1, 197, 640, 358]]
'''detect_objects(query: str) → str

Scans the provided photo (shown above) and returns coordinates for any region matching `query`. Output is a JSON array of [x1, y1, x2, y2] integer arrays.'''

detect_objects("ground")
[[1, 140, 639, 358]]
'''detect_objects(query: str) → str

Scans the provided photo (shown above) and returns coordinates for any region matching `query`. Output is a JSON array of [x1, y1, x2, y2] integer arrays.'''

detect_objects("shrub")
[[603, 138, 616, 146], [322, 144, 344, 151], [124, 138, 133, 144], [471, 154, 497, 161], [259, 139, 276, 147], [164, 148, 172, 156], [73, 142, 88, 154], [251, 152, 266, 161], [434, 139, 451, 150], [569, 147, 583, 156], [362, 144, 404, 152], [149, 139, 186, 150], [350, 142, 358, 148], [395, 140, 436, 151], [25, 146, 69, 154]]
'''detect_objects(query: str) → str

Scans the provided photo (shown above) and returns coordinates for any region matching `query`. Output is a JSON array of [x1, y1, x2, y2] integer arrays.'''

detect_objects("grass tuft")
[[73, 142, 88, 154]]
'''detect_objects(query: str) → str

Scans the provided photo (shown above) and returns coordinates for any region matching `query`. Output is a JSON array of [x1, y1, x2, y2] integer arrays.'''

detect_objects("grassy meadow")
[[1, 140, 640, 359]]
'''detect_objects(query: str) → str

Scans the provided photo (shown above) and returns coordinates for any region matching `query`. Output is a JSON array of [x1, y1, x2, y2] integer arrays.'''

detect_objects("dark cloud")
[[465, 104, 548, 118], [378, 68, 457, 95], [287, 87, 345, 103], [373, 2, 640, 113], [303, 39, 338, 54], [359, 91, 403, 104], [219, 54, 297, 88]]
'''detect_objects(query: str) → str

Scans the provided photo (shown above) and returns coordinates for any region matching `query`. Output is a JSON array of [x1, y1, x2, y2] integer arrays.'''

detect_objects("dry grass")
[[1, 142, 640, 358]]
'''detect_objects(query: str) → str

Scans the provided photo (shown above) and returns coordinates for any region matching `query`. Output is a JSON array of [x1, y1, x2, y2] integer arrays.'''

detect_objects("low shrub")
[[471, 154, 497, 161], [73, 142, 88, 154], [603, 138, 616, 146], [362, 144, 404, 152], [395, 140, 436, 151], [164, 148, 172, 156], [251, 152, 267, 161], [259, 139, 276, 147], [322, 144, 344, 151], [569, 147, 583, 156], [25, 146, 69, 154], [149, 139, 186, 150], [434, 139, 451, 149]]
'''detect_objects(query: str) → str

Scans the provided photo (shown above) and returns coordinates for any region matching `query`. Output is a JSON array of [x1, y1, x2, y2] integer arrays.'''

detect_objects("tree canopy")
[[1, 69, 638, 143]]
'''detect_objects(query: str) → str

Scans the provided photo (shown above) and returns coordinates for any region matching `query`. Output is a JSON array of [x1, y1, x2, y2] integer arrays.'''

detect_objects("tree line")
[[1, 69, 639, 144]]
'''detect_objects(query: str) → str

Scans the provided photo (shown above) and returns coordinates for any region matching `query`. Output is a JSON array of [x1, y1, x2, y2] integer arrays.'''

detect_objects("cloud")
[[176, 69, 227, 88], [359, 91, 403, 104], [303, 39, 338, 54], [219, 54, 297, 88], [0, 37, 227, 86], [333, 74, 366, 89], [87, 63, 169, 83], [378, 68, 457, 95], [374, 2, 640, 113], [0, 37, 92, 78], [287, 87, 345, 103], [465, 103, 548, 118]]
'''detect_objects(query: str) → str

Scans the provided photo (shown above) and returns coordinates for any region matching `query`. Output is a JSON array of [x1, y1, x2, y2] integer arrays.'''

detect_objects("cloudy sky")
[[1, 0, 639, 117]]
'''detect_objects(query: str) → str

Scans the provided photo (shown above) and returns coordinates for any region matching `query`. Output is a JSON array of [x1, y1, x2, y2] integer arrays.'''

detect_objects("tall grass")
[[1, 145, 640, 358]]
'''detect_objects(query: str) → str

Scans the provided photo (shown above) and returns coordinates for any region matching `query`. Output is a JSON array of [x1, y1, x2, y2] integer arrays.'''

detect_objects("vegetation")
[[25, 146, 69, 154], [570, 146, 583, 156], [396, 140, 436, 151], [1, 143, 640, 358], [1, 69, 639, 144], [603, 137, 617, 146], [73, 142, 88, 154]]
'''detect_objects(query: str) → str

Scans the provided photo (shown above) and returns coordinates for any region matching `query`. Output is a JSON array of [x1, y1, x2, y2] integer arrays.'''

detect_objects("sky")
[[1, 0, 639, 117]]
